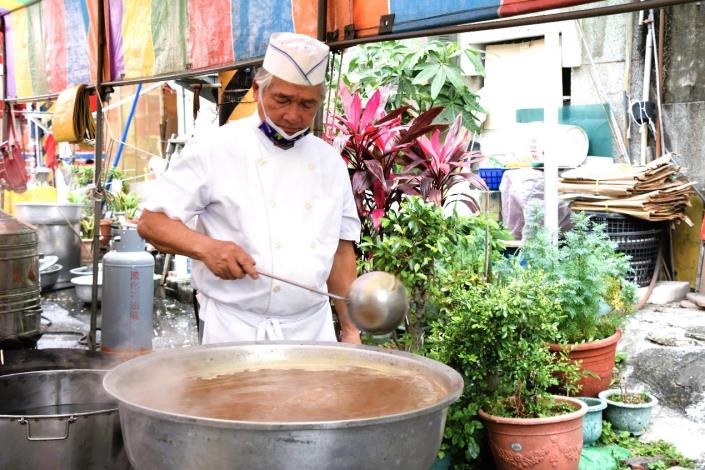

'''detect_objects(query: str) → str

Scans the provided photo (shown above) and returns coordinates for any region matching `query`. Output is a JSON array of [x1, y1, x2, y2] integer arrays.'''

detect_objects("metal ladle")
[[256, 270, 409, 335]]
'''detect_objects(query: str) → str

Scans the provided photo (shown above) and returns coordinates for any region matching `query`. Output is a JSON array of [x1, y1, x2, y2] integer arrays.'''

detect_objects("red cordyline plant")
[[398, 113, 488, 212], [325, 85, 444, 231]]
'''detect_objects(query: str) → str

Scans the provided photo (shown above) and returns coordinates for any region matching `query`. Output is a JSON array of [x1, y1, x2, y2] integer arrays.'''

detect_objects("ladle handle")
[[256, 270, 348, 302]]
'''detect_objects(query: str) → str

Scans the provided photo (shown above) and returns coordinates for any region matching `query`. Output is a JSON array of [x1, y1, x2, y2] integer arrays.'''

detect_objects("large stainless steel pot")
[[0, 210, 41, 343], [14, 203, 83, 284], [103, 342, 463, 470], [0, 369, 130, 469]]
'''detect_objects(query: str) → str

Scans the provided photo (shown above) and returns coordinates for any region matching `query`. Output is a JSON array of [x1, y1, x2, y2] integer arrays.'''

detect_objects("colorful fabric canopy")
[[3, 0, 602, 99], [0, 0, 35, 15]]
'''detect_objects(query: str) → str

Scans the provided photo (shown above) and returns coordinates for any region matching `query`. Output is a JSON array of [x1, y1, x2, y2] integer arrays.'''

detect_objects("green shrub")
[[427, 266, 570, 463], [358, 196, 509, 352], [521, 207, 637, 343]]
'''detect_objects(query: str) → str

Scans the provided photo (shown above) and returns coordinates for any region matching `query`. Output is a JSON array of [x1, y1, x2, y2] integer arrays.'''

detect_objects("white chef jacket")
[[143, 112, 361, 343]]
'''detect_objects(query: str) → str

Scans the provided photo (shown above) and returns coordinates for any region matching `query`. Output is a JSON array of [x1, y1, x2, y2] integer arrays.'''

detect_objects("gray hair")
[[254, 67, 327, 99]]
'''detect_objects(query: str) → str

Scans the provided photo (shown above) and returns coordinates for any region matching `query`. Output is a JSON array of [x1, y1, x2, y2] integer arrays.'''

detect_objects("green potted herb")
[[521, 206, 637, 397], [108, 191, 141, 223], [427, 266, 587, 469], [598, 381, 658, 436]]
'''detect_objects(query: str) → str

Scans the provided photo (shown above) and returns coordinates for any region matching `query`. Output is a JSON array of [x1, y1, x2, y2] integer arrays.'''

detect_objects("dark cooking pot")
[[0, 369, 130, 469], [104, 342, 463, 470]]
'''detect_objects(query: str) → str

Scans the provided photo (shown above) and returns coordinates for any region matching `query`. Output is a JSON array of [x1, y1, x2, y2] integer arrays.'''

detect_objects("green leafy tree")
[[343, 39, 485, 131]]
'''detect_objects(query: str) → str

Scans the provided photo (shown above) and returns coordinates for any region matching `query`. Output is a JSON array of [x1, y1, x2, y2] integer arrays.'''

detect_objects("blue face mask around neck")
[[257, 88, 310, 149]]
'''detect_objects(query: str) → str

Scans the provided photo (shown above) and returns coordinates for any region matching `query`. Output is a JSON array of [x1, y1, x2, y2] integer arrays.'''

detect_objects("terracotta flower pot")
[[99, 219, 112, 247], [479, 396, 587, 470], [550, 329, 621, 397], [80, 238, 94, 266]]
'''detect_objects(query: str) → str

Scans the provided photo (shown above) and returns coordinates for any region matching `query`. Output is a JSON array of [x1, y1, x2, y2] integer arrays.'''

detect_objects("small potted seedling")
[[598, 379, 658, 436]]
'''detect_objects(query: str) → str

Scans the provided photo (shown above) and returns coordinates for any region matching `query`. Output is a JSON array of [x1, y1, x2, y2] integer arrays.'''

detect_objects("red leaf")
[[366, 159, 387, 190], [352, 170, 373, 193], [349, 93, 362, 131], [360, 90, 381, 129], [371, 208, 385, 229]]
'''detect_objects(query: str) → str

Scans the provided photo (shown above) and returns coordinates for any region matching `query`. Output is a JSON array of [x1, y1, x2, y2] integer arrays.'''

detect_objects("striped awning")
[[3, 0, 604, 99]]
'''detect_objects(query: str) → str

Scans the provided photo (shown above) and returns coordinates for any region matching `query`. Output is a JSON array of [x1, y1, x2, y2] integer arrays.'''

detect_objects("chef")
[[138, 32, 361, 344]]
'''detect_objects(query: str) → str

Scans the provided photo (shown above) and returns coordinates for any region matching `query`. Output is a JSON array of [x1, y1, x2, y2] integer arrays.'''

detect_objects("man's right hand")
[[199, 239, 258, 280]]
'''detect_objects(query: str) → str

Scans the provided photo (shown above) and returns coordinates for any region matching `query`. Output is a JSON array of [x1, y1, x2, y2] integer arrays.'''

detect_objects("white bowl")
[[70, 264, 103, 277], [71, 274, 102, 303]]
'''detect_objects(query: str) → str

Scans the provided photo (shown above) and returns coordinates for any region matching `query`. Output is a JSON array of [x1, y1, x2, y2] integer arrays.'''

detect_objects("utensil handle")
[[256, 270, 348, 302]]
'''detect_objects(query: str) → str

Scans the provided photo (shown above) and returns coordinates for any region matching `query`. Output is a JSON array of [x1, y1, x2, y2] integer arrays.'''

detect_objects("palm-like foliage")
[[398, 114, 487, 211], [326, 85, 444, 231]]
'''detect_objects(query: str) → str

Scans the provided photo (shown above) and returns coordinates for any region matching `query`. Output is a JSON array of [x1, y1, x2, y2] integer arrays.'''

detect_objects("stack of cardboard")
[[558, 154, 695, 225]]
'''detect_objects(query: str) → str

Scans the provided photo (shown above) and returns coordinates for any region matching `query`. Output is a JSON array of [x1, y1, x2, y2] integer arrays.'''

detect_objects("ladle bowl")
[[256, 270, 409, 335], [347, 271, 408, 334]]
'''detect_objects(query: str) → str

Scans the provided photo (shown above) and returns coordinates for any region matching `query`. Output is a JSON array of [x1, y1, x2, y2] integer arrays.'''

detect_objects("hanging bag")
[[1, 106, 29, 193]]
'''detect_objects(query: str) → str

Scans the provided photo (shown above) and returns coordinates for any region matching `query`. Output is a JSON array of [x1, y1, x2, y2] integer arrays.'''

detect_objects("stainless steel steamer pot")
[[103, 342, 463, 470], [0, 369, 130, 469]]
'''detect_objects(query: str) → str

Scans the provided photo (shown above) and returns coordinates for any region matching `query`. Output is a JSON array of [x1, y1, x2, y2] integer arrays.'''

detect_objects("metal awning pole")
[[1, 16, 7, 211], [89, 0, 107, 351], [313, 0, 327, 137]]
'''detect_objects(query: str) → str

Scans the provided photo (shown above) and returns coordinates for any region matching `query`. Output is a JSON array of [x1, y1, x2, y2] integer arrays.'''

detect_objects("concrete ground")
[[620, 302, 705, 467], [32, 285, 705, 468], [37, 285, 197, 351]]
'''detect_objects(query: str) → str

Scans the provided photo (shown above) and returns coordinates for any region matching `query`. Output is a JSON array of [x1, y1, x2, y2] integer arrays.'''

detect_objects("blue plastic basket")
[[479, 168, 507, 190]]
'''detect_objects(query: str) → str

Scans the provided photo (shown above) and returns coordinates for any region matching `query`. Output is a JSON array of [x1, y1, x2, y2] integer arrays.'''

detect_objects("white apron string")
[[256, 318, 285, 341]]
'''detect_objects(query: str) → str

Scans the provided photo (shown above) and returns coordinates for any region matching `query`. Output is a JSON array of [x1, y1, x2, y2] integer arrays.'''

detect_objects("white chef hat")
[[262, 32, 329, 86]]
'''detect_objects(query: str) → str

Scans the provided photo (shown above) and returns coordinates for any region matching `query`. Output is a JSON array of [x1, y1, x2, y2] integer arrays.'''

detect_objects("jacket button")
[[304, 202, 312, 210], [272, 285, 281, 293]]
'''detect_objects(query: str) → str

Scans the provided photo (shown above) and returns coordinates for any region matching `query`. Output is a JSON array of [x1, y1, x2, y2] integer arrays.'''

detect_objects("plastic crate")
[[583, 211, 658, 234], [582, 211, 664, 287], [610, 229, 661, 287], [479, 168, 507, 191]]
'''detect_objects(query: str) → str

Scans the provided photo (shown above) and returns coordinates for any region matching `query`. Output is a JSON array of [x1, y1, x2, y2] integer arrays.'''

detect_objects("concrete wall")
[[569, 10, 630, 162], [575, 3, 705, 190]]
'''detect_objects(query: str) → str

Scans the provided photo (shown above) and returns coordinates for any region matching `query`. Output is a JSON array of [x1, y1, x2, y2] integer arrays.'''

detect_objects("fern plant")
[[521, 205, 637, 343]]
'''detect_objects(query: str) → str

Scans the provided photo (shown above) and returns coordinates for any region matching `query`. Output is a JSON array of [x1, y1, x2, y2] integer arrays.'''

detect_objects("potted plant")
[[520, 206, 637, 397], [427, 266, 587, 469], [67, 190, 95, 263], [326, 86, 445, 235], [108, 191, 141, 224], [598, 382, 658, 436], [359, 197, 508, 352], [575, 397, 607, 446]]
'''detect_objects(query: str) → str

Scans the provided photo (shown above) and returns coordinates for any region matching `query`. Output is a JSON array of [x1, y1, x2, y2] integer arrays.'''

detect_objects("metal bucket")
[[0, 288, 42, 340], [0, 369, 130, 470], [0, 211, 41, 344], [103, 342, 463, 470], [14, 203, 83, 284]]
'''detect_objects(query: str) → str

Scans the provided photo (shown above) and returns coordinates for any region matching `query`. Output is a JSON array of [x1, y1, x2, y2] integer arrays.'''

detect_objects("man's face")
[[255, 76, 323, 135]]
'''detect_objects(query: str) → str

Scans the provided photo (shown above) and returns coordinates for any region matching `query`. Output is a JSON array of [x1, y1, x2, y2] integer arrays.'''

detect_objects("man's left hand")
[[340, 328, 361, 344]]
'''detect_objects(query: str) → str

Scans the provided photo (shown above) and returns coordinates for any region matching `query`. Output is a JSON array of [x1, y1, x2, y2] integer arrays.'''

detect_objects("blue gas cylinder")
[[101, 228, 154, 355]]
